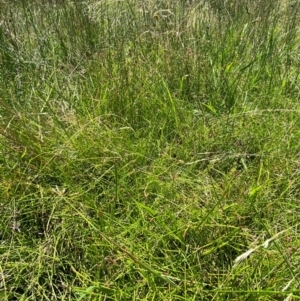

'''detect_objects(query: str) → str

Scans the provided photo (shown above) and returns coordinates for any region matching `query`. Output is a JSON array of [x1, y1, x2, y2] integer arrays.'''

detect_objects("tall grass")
[[1, 0, 300, 300]]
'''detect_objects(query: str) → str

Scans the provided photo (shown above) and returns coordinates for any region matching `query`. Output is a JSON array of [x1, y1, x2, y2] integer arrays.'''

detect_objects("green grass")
[[1, 0, 300, 300]]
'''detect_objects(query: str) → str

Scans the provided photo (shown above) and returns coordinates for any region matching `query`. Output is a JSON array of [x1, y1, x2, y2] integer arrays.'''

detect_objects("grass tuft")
[[1, 0, 300, 300]]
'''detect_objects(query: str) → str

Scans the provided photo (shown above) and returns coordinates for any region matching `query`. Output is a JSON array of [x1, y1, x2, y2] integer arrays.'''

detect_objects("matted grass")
[[1, 0, 300, 300]]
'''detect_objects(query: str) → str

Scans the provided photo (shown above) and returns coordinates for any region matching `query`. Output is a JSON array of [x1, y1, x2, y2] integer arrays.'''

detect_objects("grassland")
[[1, 0, 300, 300]]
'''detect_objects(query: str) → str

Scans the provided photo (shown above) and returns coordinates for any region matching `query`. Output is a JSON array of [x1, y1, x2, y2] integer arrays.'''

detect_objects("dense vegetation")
[[1, 0, 300, 300]]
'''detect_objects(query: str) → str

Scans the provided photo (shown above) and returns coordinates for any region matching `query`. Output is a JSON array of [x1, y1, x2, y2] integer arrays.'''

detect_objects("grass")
[[1, 0, 300, 300]]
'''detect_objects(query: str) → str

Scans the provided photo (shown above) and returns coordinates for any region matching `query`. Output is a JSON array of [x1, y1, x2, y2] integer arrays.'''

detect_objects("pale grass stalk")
[[233, 229, 290, 268], [283, 293, 293, 301]]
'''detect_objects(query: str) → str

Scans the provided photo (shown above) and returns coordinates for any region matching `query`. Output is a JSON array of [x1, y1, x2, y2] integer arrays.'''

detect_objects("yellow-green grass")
[[1, 0, 300, 300]]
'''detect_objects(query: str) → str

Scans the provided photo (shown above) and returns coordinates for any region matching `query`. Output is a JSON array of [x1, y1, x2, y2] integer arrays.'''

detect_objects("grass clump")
[[1, 0, 300, 300]]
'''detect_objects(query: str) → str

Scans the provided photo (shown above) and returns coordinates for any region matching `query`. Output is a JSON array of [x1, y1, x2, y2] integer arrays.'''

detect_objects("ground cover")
[[1, 0, 300, 300]]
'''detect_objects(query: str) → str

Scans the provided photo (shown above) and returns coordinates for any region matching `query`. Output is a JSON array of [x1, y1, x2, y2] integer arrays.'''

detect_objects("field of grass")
[[1, 0, 300, 300]]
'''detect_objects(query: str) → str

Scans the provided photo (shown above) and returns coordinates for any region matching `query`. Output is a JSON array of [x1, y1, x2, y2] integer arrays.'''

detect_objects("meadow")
[[1, 0, 300, 300]]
